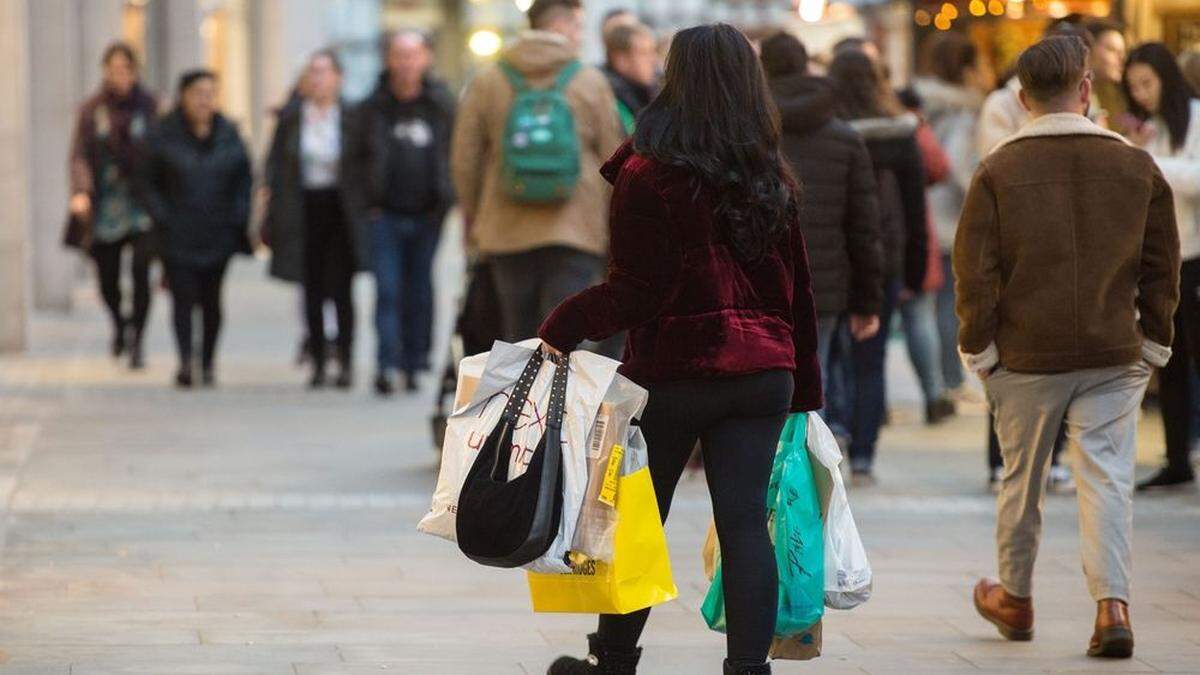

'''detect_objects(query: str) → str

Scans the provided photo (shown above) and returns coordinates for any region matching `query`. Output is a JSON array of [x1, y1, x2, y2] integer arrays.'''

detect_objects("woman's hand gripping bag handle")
[[806, 413, 873, 609]]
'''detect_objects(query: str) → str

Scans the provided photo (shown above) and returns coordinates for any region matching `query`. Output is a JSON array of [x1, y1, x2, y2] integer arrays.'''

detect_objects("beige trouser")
[[986, 362, 1151, 603]]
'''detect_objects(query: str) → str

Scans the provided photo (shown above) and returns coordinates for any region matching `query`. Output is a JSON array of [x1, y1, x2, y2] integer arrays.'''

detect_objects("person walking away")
[[912, 33, 986, 410], [1124, 43, 1200, 491], [603, 22, 659, 135], [143, 71, 253, 388], [959, 36, 1180, 659], [1181, 49, 1200, 96], [898, 85, 959, 424], [265, 50, 367, 390], [759, 31, 883, 417], [69, 42, 159, 369], [540, 24, 821, 675], [828, 49, 929, 485], [359, 31, 456, 396], [451, 0, 624, 349]]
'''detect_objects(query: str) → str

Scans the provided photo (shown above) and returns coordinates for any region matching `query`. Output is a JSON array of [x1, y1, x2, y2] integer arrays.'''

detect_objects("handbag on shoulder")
[[455, 349, 568, 568]]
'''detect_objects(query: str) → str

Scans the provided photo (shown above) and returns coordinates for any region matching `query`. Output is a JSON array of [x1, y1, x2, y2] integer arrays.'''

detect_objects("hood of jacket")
[[912, 77, 983, 119], [500, 31, 578, 79], [849, 113, 919, 141], [770, 74, 838, 135]]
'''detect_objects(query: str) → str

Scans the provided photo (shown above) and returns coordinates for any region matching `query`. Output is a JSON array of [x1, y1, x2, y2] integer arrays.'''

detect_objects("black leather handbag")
[[456, 349, 568, 568]]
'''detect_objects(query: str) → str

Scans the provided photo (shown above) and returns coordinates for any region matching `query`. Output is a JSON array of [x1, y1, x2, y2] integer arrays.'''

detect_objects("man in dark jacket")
[[603, 21, 659, 135], [760, 32, 883, 399], [357, 30, 456, 395]]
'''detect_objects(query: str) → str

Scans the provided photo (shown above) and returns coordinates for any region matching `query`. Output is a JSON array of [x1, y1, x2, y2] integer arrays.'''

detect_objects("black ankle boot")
[[548, 633, 641, 674], [111, 319, 128, 357], [723, 660, 771, 675]]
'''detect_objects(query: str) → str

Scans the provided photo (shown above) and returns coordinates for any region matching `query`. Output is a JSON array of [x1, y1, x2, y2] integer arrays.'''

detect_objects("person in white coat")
[[1125, 42, 1200, 491]]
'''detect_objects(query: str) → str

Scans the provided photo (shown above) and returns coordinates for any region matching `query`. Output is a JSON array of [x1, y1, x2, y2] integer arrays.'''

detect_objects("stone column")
[[0, 0, 31, 350]]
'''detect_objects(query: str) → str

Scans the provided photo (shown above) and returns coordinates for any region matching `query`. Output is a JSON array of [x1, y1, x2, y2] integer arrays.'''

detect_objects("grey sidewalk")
[[1, 256, 1198, 675]]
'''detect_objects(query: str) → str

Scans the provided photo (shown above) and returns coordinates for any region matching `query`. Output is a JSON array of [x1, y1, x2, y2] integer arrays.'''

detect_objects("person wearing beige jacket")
[[451, 0, 624, 344]]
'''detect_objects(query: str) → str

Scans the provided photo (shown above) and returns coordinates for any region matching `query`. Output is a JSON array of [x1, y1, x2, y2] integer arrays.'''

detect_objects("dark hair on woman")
[[177, 69, 217, 97], [926, 32, 977, 85], [828, 49, 902, 120], [633, 23, 798, 263], [760, 31, 809, 79], [1124, 42, 1197, 152], [310, 48, 343, 73], [102, 41, 138, 68]]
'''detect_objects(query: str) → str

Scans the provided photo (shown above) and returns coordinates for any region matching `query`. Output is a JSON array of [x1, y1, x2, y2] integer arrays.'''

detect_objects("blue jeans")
[[935, 252, 964, 390], [899, 291, 945, 405], [848, 278, 901, 471], [817, 313, 852, 438], [371, 212, 440, 374]]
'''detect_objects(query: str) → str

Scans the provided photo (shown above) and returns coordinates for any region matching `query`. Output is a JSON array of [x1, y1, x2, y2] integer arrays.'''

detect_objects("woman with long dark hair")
[[1124, 43, 1200, 491], [827, 49, 928, 486], [538, 24, 821, 675], [143, 70, 253, 388], [69, 42, 159, 369]]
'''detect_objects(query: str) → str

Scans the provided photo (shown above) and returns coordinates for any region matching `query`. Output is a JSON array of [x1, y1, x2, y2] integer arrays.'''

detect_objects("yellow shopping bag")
[[527, 464, 677, 614]]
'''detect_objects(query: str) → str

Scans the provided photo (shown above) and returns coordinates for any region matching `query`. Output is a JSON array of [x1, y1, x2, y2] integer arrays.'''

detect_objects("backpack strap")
[[499, 61, 528, 94], [553, 60, 582, 91]]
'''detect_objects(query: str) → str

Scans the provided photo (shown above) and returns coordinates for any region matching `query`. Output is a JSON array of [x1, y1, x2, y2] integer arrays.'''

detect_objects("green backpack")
[[499, 59, 582, 204]]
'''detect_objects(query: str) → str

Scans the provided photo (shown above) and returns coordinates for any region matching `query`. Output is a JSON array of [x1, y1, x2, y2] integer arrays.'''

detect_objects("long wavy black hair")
[[633, 24, 799, 263], [1124, 42, 1197, 152]]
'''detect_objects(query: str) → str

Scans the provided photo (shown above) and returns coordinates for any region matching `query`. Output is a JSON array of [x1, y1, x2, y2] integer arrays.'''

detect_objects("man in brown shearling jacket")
[[955, 36, 1180, 660]]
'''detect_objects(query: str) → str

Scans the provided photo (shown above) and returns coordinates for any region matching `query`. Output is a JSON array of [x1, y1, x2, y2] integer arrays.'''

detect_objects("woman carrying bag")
[[538, 24, 822, 675], [67, 42, 159, 369]]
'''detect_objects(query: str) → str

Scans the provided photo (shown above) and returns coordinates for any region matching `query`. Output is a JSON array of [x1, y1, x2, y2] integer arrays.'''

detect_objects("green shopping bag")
[[702, 413, 825, 637]]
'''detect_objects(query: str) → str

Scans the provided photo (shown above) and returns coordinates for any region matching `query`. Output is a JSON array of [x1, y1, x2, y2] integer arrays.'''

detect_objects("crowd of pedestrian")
[[63, 2, 1199, 670]]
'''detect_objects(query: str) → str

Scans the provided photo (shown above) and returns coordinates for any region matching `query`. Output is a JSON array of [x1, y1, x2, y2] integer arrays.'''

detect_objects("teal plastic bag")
[[701, 413, 825, 637]]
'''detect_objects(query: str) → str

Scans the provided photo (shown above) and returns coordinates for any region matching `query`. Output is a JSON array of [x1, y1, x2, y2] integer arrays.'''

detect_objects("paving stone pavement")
[[1, 249, 1199, 675]]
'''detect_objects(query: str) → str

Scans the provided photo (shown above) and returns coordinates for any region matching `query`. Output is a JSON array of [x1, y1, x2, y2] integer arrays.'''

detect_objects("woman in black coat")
[[143, 70, 252, 388], [828, 49, 929, 485], [263, 50, 367, 389]]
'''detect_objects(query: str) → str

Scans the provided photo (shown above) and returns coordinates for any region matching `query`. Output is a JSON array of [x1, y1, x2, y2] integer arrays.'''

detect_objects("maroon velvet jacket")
[[538, 142, 823, 411]]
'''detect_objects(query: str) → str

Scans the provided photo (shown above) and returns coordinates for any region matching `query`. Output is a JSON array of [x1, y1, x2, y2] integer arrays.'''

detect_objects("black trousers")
[[598, 371, 793, 667], [167, 260, 228, 371], [91, 232, 153, 338], [1158, 259, 1200, 477], [304, 189, 355, 370]]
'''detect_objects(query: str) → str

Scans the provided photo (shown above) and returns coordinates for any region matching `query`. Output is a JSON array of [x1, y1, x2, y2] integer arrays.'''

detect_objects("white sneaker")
[[1048, 465, 1076, 495]]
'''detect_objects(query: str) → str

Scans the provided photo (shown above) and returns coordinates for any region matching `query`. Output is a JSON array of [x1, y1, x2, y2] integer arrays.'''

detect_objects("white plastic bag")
[[806, 413, 872, 610], [417, 339, 621, 574]]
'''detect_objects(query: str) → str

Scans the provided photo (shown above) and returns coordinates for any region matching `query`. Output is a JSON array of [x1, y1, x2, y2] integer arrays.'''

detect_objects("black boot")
[[175, 365, 193, 389], [111, 318, 128, 358], [128, 331, 145, 370], [723, 660, 771, 675], [548, 633, 641, 674]]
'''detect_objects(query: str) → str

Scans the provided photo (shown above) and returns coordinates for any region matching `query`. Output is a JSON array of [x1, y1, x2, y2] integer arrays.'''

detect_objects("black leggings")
[[598, 370, 793, 667], [304, 189, 356, 369], [167, 260, 228, 370], [1158, 259, 1200, 477], [91, 232, 153, 338]]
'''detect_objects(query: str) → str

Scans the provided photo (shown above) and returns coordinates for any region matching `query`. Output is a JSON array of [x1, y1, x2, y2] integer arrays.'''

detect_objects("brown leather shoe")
[[1088, 599, 1134, 658], [973, 578, 1034, 641]]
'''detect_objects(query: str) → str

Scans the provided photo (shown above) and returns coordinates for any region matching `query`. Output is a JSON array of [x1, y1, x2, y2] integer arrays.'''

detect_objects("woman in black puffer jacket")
[[143, 70, 252, 388]]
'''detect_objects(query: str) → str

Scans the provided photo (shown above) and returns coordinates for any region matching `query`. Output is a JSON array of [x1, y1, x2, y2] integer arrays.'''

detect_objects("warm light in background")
[[514, 0, 533, 12], [969, 0, 987, 16], [988, 0, 1006, 15], [940, 3, 959, 19], [934, 13, 952, 30], [914, 9, 933, 26], [798, 0, 827, 23], [1006, 0, 1026, 19], [468, 29, 502, 57]]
